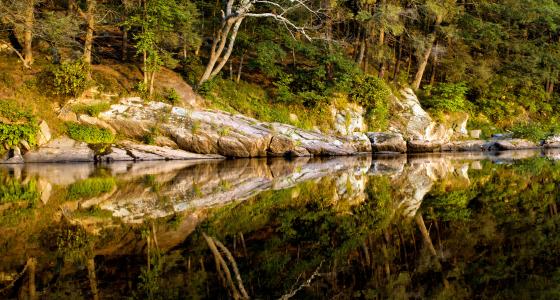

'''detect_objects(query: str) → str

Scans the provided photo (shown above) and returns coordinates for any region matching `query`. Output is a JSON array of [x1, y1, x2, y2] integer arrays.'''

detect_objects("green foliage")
[[510, 121, 560, 142], [253, 41, 287, 78], [71, 102, 111, 117], [163, 87, 180, 105], [421, 82, 472, 113], [66, 177, 116, 200], [48, 60, 90, 97], [53, 224, 94, 263], [0, 99, 38, 147], [0, 175, 39, 204], [350, 75, 392, 131], [66, 122, 115, 144]]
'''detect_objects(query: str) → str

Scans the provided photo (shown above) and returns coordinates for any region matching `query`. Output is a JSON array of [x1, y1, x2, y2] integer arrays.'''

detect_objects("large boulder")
[[441, 140, 486, 152], [99, 141, 223, 162], [99, 99, 369, 158], [331, 103, 365, 136], [367, 132, 407, 153], [487, 139, 539, 151], [407, 140, 442, 153], [36, 120, 52, 146], [24, 137, 95, 162], [543, 135, 560, 148]]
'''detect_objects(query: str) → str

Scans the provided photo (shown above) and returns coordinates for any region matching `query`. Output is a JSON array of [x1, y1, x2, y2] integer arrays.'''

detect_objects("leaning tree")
[[198, 0, 323, 85]]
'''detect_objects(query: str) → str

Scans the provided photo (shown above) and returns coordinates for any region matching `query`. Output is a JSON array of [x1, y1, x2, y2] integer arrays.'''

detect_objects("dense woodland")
[[2, 0, 560, 137]]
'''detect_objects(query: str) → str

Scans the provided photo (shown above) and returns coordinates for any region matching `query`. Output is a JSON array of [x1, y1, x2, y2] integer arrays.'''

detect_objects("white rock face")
[[332, 103, 365, 136], [544, 135, 560, 148], [389, 88, 456, 143], [99, 98, 371, 157], [36, 120, 52, 146]]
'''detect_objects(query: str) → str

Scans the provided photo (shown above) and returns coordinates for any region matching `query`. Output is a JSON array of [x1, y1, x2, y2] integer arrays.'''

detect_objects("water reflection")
[[0, 150, 559, 299]]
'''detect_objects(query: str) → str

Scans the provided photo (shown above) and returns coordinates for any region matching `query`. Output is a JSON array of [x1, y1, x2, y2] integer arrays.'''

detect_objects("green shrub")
[[0, 99, 38, 147], [510, 121, 559, 142], [67, 177, 116, 200], [48, 60, 90, 97], [66, 122, 115, 144], [71, 102, 111, 117], [0, 175, 39, 204], [163, 87, 180, 105], [421, 82, 472, 113], [350, 75, 392, 131]]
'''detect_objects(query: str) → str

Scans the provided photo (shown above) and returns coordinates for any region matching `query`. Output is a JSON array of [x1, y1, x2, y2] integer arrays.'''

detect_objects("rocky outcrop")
[[441, 140, 486, 152], [543, 135, 560, 148], [486, 139, 539, 151], [100, 141, 223, 162], [23, 137, 95, 163], [99, 98, 370, 158], [367, 132, 407, 153], [407, 140, 442, 153]]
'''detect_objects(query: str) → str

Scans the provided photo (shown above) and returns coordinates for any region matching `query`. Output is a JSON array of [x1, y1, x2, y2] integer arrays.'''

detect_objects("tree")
[[126, 0, 191, 96], [198, 0, 322, 85], [0, 0, 38, 68]]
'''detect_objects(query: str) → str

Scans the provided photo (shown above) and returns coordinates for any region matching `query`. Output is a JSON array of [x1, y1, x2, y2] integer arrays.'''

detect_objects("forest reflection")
[[0, 150, 559, 299]]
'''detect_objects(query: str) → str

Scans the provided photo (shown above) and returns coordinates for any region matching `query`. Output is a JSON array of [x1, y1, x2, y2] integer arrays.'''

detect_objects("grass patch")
[[71, 102, 111, 117], [66, 122, 115, 144], [66, 177, 116, 200], [205, 78, 333, 131], [72, 205, 114, 219], [0, 99, 39, 147]]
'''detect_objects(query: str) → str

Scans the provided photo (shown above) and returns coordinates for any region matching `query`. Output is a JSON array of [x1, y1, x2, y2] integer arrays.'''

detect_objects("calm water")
[[1, 150, 560, 299]]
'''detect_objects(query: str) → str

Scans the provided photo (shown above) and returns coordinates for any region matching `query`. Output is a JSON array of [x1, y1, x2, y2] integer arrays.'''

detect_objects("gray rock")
[[78, 114, 117, 134], [407, 140, 442, 153], [470, 130, 482, 139], [488, 139, 539, 151], [0, 147, 24, 164], [110, 141, 224, 161], [23, 137, 95, 162], [36, 120, 52, 146], [543, 135, 560, 148], [491, 133, 514, 140], [441, 140, 486, 152], [100, 99, 370, 158], [367, 132, 407, 153]]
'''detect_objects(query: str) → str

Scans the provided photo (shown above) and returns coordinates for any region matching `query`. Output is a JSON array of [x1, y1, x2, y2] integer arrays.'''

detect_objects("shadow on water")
[[0, 149, 559, 299]]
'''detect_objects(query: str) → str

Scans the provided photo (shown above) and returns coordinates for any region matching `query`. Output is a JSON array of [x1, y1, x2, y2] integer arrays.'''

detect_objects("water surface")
[[1, 150, 559, 299]]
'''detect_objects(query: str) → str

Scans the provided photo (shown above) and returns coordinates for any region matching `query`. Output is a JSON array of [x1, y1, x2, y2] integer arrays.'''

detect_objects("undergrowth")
[[66, 122, 115, 144]]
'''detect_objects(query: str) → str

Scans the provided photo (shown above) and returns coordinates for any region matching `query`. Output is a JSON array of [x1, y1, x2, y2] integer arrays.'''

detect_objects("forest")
[[1, 0, 560, 139]]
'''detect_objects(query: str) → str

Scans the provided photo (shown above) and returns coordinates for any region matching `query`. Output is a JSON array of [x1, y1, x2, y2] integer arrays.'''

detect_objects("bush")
[[510, 121, 560, 142], [48, 60, 90, 97], [350, 75, 392, 131], [0, 99, 38, 147], [421, 82, 472, 113], [66, 122, 115, 144], [163, 88, 180, 105], [71, 102, 111, 117], [67, 177, 116, 200]]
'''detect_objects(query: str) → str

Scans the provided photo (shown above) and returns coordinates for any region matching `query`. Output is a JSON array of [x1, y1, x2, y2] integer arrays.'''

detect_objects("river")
[[1, 150, 559, 299]]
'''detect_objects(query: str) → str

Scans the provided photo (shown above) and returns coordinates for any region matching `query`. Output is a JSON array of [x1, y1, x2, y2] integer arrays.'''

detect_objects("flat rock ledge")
[[98, 98, 371, 158], [1, 137, 223, 164], [543, 135, 560, 148]]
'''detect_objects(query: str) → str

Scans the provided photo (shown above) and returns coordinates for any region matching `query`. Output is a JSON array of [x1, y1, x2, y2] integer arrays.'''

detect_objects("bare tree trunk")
[[199, 17, 237, 85], [28, 258, 37, 300], [149, 71, 156, 96], [412, 41, 433, 90], [121, 28, 128, 61], [378, 28, 385, 78], [23, 0, 34, 67], [209, 17, 244, 78], [412, 16, 442, 90], [356, 34, 366, 68], [83, 0, 96, 67], [393, 35, 403, 83], [87, 258, 99, 300], [236, 50, 245, 83], [415, 213, 437, 256]]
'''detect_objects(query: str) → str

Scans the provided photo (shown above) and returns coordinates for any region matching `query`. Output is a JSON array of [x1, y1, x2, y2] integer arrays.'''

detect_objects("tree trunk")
[[415, 214, 437, 256], [412, 41, 434, 90], [236, 51, 245, 83], [356, 34, 366, 68], [83, 0, 96, 67], [199, 17, 238, 85], [87, 258, 99, 300], [149, 71, 156, 96], [209, 17, 244, 78], [393, 35, 403, 83], [28, 258, 37, 300], [23, 0, 34, 67], [378, 28, 385, 78], [121, 28, 128, 61]]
